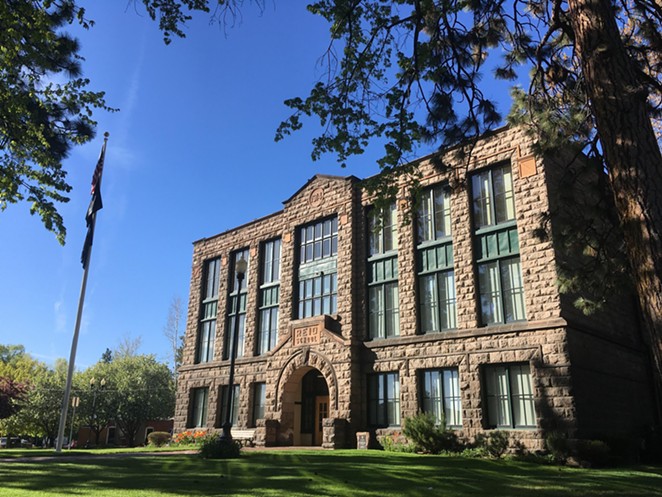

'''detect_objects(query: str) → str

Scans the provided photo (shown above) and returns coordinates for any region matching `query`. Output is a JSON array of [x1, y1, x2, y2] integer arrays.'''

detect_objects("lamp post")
[[220, 256, 247, 443], [68, 396, 80, 449], [87, 377, 106, 447]]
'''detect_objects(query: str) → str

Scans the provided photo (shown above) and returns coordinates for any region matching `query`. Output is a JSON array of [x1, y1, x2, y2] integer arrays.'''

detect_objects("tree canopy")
[[3, 1, 661, 396], [0, 0, 113, 244], [139, 0, 662, 399], [0, 344, 175, 446]]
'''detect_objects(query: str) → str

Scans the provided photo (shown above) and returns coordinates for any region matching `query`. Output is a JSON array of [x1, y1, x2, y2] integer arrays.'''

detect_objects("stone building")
[[174, 126, 655, 450]]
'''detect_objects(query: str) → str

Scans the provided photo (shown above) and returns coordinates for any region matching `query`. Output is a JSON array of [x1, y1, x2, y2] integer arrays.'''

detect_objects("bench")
[[231, 429, 256, 447]]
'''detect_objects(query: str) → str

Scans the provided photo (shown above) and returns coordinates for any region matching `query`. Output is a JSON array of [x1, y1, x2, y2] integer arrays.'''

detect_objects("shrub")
[[379, 432, 415, 453], [402, 412, 460, 454], [147, 431, 171, 447], [575, 439, 611, 467], [199, 436, 241, 459], [545, 431, 569, 463], [475, 431, 510, 458]]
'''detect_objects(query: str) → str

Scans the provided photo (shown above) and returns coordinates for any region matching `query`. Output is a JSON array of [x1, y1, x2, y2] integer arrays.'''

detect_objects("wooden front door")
[[314, 396, 329, 446]]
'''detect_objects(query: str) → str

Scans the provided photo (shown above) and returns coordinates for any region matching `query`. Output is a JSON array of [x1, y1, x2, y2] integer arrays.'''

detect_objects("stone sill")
[[364, 317, 568, 350], [179, 355, 268, 373]]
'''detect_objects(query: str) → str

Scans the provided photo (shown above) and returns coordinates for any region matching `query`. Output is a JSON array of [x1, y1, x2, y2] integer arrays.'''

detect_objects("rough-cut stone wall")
[[174, 126, 653, 450]]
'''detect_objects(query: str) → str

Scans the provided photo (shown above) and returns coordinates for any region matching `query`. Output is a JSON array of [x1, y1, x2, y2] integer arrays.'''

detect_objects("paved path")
[[0, 445, 324, 463]]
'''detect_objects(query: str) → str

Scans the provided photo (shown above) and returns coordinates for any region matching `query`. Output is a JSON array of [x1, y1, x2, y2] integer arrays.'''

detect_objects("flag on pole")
[[81, 140, 106, 268]]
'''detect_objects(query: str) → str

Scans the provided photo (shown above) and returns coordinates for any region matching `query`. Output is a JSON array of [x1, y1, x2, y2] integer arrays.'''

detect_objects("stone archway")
[[274, 349, 338, 446]]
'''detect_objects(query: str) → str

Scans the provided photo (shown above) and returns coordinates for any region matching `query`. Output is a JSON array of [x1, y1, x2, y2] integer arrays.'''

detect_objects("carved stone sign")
[[293, 324, 322, 346], [356, 432, 370, 450], [309, 187, 324, 207]]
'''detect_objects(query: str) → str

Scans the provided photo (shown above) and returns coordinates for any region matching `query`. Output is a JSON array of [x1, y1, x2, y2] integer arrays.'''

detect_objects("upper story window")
[[258, 239, 281, 355], [298, 217, 338, 319], [418, 185, 451, 242], [472, 165, 516, 228], [417, 185, 457, 332], [368, 204, 399, 339], [224, 249, 250, 359], [300, 217, 338, 263], [196, 258, 220, 363], [472, 164, 526, 325], [369, 203, 397, 256]]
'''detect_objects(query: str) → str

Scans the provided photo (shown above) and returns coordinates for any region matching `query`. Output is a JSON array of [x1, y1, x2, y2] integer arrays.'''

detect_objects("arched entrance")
[[280, 367, 329, 446]]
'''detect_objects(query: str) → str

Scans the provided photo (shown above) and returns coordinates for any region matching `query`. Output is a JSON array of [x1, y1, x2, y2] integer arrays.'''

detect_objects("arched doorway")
[[301, 369, 329, 446], [280, 367, 329, 446]]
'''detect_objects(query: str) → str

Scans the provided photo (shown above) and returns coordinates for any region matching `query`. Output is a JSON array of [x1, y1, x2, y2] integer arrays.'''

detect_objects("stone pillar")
[[322, 418, 349, 449], [254, 419, 280, 447]]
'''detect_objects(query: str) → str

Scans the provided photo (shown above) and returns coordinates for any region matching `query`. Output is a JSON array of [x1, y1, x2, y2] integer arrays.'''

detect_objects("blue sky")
[[0, 3, 515, 370]]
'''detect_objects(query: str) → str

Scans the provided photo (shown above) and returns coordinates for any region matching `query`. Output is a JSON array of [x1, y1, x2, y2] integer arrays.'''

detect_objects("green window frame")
[[196, 258, 220, 363], [420, 368, 462, 428], [218, 384, 240, 427], [252, 382, 266, 426], [472, 164, 526, 325], [417, 185, 457, 332], [484, 363, 536, 429], [224, 249, 250, 360], [368, 204, 399, 339], [258, 239, 281, 355], [189, 387, 209, 428], [298, 217, 338, 319], [368, 372, 400, 427]]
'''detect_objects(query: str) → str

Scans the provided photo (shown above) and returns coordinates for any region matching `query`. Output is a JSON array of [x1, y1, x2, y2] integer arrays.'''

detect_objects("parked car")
[[0, 437, 7, 449]]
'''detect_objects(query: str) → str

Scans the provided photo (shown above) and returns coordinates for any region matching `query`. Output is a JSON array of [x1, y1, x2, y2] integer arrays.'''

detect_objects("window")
[[418, 184, 451, 243], [218, 384, 240, 427], [369, 203, 397, 255], [420, 368, 462, 428], [258, 239, 281, 354], [224, 249, 249, 359], [190, 387, 209, 428], [298, 217, 338, 319], [196, 258, 220, 363], [106, 426, 116, 445], [252, 382, 266, 426], [472, 165, 526, 325], [300, 217, 338, 263], [368, 372, 400, 427], [368, 204, 399, 339], [484, 364, 536, 429], [417, 185, 457, 332]]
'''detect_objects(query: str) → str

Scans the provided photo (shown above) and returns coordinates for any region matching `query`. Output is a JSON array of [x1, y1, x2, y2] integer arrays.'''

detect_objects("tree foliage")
[[0, 344, 174, 447], [137, 0, 662, 396], [0, 346, 53, 435], [106, 355, 175, 447], [0, 0, 113, 243], [0, 377, 26, 420], [8, 359, 68, 445]]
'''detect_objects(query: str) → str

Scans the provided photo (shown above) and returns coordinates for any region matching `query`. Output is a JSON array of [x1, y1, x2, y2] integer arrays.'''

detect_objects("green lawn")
[[1, 450, 661, 497]]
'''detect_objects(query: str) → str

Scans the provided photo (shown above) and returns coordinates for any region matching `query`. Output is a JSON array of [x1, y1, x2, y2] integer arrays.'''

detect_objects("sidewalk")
[[0, 445, 324, 463]]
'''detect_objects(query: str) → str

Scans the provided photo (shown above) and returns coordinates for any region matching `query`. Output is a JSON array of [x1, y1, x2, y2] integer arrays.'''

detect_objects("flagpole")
[[55, 132, 109, 453]]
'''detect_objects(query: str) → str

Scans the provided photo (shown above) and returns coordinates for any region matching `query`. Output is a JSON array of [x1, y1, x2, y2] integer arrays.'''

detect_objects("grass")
[[0, 444, 194, 459], [0, 449, 661, 496]]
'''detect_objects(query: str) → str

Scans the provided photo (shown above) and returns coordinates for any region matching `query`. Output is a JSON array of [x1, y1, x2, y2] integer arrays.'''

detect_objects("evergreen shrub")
[[147, 431, 171, 447], [402, 412, 459, 454], [199, 436, 241, 459]]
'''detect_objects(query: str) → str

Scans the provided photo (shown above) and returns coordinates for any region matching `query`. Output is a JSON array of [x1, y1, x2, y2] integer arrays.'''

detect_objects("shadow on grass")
[[1, 451, 661, 497]]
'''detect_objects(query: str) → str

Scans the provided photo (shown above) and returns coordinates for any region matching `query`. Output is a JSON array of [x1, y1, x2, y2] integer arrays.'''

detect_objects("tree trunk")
[[567, 0, 662, 411]]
